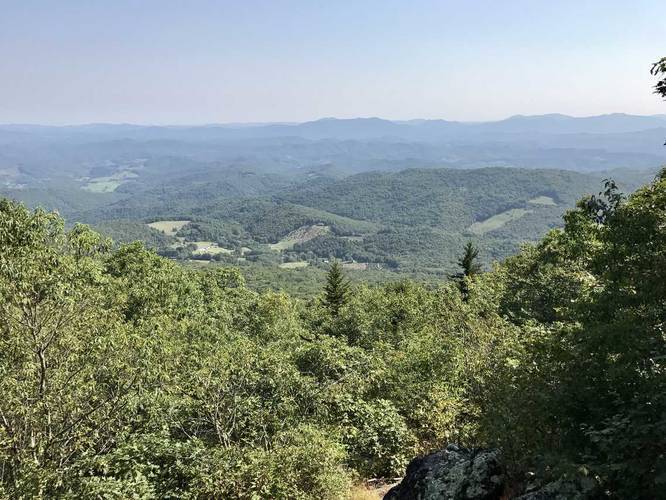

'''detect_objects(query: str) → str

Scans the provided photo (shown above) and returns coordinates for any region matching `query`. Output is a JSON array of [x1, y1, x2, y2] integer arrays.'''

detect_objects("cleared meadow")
[[190, 241, 232, 255], [528, 195, 557, 206], [147, 220, 191, 236], [468, 208, 531, 235], [279, 261, 310, 269], [270, 224, 330, 251]]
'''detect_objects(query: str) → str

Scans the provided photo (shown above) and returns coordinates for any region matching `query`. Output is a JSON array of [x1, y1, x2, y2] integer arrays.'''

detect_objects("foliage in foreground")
[[0, 169, 664, 498]]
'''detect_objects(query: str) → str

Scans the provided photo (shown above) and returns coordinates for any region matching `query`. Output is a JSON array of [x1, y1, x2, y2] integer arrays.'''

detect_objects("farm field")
[[82, 170, 139, 193], [270, 224, 330, 251], [82, 179, 123, 192], [191, 241, 232, 255], [528, 195, 557, 206], [468, 208, 531, 235], [343, 262, 368, 270], [279, 261, 310, 269], [147, 220, 191, 236]]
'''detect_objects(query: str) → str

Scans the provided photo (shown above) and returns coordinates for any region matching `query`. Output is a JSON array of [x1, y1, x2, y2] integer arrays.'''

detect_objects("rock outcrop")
[[384, 445, 505, 500], [515, 475, 600, 500]]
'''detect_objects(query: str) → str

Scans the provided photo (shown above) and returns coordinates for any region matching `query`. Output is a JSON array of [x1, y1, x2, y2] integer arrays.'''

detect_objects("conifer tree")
[[324, 260, 350, 316], [459, 241, 482, 278], [452, 242, 482, 299]]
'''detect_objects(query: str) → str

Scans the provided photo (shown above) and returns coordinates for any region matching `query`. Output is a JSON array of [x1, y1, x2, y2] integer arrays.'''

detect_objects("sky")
[[1, 0, 665, 125]]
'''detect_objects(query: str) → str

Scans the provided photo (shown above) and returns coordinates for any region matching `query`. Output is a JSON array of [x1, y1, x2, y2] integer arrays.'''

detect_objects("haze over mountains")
[[4, 112, 666, 137], [1, 111, 663, 289], [2, 113, 665, 193]]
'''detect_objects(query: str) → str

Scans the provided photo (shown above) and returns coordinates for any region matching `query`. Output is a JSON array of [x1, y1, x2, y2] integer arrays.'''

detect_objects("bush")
[[194, 427, 351, 499], [341, 399, 415, 478]]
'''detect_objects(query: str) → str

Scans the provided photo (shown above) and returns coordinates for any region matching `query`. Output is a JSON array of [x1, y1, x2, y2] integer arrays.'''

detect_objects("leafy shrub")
[[341, 399, 415, 478]]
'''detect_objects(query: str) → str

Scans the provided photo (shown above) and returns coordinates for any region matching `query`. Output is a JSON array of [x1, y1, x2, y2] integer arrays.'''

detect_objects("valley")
[[1, 117, 657, 295]]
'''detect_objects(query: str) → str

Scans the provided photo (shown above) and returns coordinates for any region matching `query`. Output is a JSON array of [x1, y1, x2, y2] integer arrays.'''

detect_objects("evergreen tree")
[[458, 241, 482, 278], [452, 242, 482, 299], [324, 260, 350, 316]]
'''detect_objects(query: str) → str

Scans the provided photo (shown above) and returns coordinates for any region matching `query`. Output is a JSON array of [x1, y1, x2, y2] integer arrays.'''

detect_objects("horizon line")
[[2, 112, 666, 129]]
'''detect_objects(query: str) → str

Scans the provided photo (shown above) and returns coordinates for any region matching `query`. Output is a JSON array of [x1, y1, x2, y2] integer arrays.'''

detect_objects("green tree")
[[458, 241, 482, 277], [0, 201, 144, 496], [452, 242, 482, 299], [475, 172, 666, 497], [584, 178, 623, 224], [323, 261, 350, 317], [652, 56, 666, 99]]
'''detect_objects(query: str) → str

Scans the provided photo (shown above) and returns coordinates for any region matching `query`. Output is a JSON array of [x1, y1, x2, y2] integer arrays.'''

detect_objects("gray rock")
[[384, 447, 505, 500], [515, 475, 600, 500]]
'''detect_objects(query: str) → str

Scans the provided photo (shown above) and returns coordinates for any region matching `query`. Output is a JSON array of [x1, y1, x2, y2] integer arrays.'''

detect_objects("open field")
[[82, 170, 138, 193], [147, 220, 191, 236], [343, 262, 368, 270], [82, 179, 123, 192], [279, 261, 310, 269], [528, 195, 557, 206], [270, 224, 330, 251], [468, 208, 531, 235], [191, 241, 232, 255]]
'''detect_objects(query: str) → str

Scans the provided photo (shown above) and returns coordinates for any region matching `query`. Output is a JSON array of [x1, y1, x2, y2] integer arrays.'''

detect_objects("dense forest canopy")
[[1, 165, 664, 497], [5, 163, 654, 298]]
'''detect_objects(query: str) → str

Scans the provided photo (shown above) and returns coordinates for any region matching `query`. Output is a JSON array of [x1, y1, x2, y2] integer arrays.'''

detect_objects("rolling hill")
[[1, 114, 665, 193], [2, 115, 662, 291], [9, 165, 640, 280]]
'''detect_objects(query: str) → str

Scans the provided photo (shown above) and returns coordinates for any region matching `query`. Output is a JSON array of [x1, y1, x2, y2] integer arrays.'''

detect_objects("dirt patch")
[[349, 479, 401, 500]]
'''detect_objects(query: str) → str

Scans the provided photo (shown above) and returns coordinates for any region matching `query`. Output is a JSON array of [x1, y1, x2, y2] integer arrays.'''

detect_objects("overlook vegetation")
[[1, 167, 664, 497]]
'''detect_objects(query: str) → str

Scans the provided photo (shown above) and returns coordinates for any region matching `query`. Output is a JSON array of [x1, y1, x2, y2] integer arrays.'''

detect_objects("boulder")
[[384, 445, 505, 500], [515, 475, 600, 500]]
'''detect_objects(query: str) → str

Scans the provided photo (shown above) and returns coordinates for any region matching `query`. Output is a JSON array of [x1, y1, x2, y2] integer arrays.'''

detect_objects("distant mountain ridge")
[[1, 113, 664, 192], [2, 113, 666, 142]]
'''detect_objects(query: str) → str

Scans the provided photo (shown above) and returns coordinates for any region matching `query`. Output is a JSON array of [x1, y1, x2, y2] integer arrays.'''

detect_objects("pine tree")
[[459, 241, 482, 278], [452, 242, 482, 299], [324, 260, 350, 316]]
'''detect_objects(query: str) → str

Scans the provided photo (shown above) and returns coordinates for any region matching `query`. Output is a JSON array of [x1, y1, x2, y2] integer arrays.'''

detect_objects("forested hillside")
[[103, 167, 647, 278], [1, 170, 663, 498], [2, 163, 651, 296]]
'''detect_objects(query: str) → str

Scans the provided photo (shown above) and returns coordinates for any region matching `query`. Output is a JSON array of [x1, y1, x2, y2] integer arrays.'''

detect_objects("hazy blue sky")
[[1, 0, 664, 124]]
